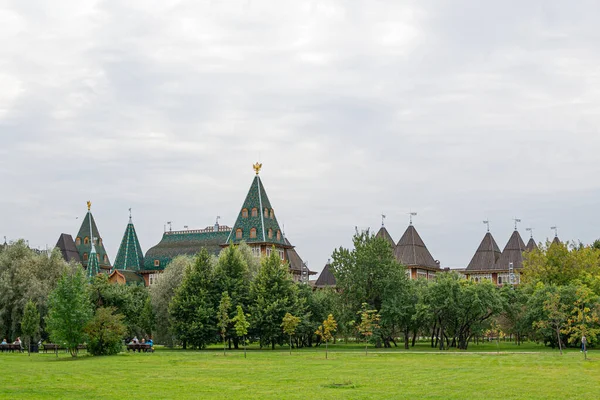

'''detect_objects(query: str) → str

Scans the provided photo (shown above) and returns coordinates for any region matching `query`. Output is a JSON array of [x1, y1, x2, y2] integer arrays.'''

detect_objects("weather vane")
[[483, 220, 490, 232], [381, 213, 386, 227], [513, 217, 521, 231], [526, 227, 534, 239], [409, 212, 417, 225], [87, 201, 92, 211], [253, 162, 262, 175], [551, 226, 558, 237]]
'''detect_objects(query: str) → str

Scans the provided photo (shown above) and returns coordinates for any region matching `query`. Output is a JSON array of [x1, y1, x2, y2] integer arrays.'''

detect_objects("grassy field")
[[0, 342, 598, 399]]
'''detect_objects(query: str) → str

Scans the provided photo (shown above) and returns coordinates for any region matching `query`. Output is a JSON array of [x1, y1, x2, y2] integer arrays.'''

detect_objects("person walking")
[[581, 335, 587, 353]]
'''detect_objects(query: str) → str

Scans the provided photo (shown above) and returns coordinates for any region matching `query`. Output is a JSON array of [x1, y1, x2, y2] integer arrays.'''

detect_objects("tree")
[[149, 255, 192, 345], [356, 303, 380, 355], [46, 268, 93, 357], [232, 305, 250, 358], [563, 284, 600, 359], [315, 314, 337, 359], [0, 240, 72, 341], [169, 249, 217, 349], [281, 313, 301, 355], [218, 291, 232, 356], [250, 248, 299, 349], [85, 307, 126, 356], [532, 286, 570, 355], [21, 299, 40, 355]]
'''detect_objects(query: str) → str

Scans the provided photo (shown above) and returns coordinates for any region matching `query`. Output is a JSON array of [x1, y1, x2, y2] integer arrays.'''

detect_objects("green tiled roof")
[[87, 244, 100, 278], [76, 211, 111, 269], [226, 175, 286, 246], [113, 217, 144, 272], [143, 228, 231, 271]]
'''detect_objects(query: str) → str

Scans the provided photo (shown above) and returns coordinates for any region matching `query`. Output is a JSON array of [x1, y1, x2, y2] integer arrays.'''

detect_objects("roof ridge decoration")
[[113, 212, 144, 272], [394, 224, 438, 269], [465, 231, 502, 271], [226, 164, 286, 246]]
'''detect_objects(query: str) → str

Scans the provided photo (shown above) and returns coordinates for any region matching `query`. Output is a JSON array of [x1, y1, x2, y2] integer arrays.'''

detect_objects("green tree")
[[149, 255, 192, 345], [315, 314, 337, 359], [356, 303, 380, 355], [563, 285, 600, 358], [21, 299, 40, 355], [281, 313, 301, 355], [232, 305, 250, 358], [532, 286, 570, 355], [250, 248, 299, 349], [85, 307, 127, 356], [46, 268, 93, 357], [218, 291, 232, 356], [169, 249, 217, 349]]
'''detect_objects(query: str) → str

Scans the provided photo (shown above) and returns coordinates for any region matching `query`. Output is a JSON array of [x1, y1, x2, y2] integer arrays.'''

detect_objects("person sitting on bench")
[[13, 337, 21, 346], [1, 339, 7, 345]]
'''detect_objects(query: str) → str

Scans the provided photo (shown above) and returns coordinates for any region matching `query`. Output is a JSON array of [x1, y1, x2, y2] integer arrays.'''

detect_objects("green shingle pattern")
[[143, 230, 230, 271], [113, 220, 144, 272], [87, 245, 100, 278], [226, 176, 286, 246], [76, 211, 111, 269]]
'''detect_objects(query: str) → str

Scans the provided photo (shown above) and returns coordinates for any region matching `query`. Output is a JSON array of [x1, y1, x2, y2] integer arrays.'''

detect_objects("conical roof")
[[113, 217, 144, 272], [394, 225, 438, 269], [226, 171, 287, 247], [76, 209, 111, 270], [55, 233, 81, 263], [87, 243, 100, 278], [494, 230, 527, 270], [375, 226, 395, 247], [314, 262, 336, 288], [465, 232, 501, 271], [551, 236, 561, 246], [525, 237, 538, 252]]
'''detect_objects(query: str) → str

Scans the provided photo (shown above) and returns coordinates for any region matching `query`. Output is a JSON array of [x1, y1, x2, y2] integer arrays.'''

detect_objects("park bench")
[[42, 343, 60, 354], [126, 343, 153, 353], [0, 344, 23, 353]]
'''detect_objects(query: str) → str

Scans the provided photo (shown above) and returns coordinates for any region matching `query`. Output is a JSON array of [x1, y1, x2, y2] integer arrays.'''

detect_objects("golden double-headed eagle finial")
[[87, 201, 92, 211], [253, 162, 262, 175]]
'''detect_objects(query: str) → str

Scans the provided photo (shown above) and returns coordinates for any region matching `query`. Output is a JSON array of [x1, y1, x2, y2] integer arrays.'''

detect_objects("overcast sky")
[[2, 1, 600, 273]]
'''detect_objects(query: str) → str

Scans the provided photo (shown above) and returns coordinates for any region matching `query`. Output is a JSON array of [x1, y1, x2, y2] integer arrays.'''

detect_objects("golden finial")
[[253, 162, 262, 175], [87, 201, 92, 211]]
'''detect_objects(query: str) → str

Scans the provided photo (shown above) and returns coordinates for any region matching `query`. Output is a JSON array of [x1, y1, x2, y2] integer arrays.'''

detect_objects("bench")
[[127, 343, 153, 353], [43, 344, 60, 354], [0, 344, 23, 353]]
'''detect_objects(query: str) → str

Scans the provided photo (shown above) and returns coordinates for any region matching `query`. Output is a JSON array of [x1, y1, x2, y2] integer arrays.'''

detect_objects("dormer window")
[[154, 259, 160, 267], [84, 237, 89, 245], [268, 229, 273, 239], [251, 208, 258, 217], [264, 208, 269, 218], [83, 253, 88, 261], [270, 209, 274, 219], [242, 208, 248, 218], [76, 237, 81, 246], [97, 254, 100, 262], [276, 230, 281, 241], [98, 238, 102, 246], [236, 229, 243, 239], [250, 228, 257, 239], [103, 255, 108, 263]]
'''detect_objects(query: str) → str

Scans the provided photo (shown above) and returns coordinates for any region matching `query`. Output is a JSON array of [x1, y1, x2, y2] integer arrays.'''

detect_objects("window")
[[268, 229, 273, 239], [154, 259, 160, 267], [266, 247, 272, 257], [498, 276, 503, 284], [264, 208, 269, 218], [104, 255, 108, 263], [99, 238, 102, 246], [270, 209, 274, 219], [236, 229, 243, 239], [84, 237, 89, 245], [149, 273, 158, 285], [251, 246, 261, 257], [76, 237, 81, 246], [279, 249, 285, 260], [276, 230, 281, 241], [242, 208, 248, 218], [97, 254, 100, 262], [250, 228, 257, 239], [251, 208, 258, 217], [83, 253, 88, 261]]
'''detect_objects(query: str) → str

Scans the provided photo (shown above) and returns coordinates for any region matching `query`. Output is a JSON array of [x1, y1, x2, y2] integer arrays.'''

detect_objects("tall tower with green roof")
[[224, 163, 292, 258], [75, 201, 111, 272], [113, 210, 144, 272]]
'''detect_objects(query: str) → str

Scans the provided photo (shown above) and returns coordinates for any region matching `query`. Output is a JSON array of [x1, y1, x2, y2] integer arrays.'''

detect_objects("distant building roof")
[[108, 269, 145, 285], [75, 208, 111, 270], [113, 216, 144, 272], [314, 262, 336, 288], [55, 233, 81, 263], [494, 230, 527, 270], [525, 237, 538, 252], [375, 226, 395, 247], [394, 225, 439, 270], [465, 232, 501, 272]]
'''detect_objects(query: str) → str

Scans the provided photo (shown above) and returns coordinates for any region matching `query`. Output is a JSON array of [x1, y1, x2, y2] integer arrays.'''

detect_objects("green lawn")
[[0, 343, 598, 399]]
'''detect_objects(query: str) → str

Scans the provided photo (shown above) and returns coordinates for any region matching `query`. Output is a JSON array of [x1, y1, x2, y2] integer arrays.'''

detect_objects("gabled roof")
[[113, 217, 144, 272], [494, 230, 527, 270], [76, 210, 111, 269], [55, 233, 81, 263], [108, 269, 145, 285], [375, 226, 395, 247], [394, 225, 439, 270], [284, 238, 316, 276], [465, 232, 501, 271], [525, 237, 538, 252], [226, 173, 287, 247], [314, 262, 336, 288]]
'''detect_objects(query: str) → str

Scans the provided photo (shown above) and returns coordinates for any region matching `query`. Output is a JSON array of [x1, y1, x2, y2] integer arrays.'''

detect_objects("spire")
[[87, 205, 99, 278], [75, 202, 111, 270], [394, 223, 438, 269], [466, 231, 502, 271], [113, 211, 144, 272], [375, 225, 395, 247], [226, 164, 287, 246]]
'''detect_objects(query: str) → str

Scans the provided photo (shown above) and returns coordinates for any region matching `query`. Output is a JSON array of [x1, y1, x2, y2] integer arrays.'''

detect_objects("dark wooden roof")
[[465, 232, 501, 271], [55, 233, 81, 263], [394, 225, 439, 270], [525, 237, 538, 252], [284, 238, 316, 275], [551, 236, 561, 246], [494, 230, 527, 270], [375, 226, 395, 247], [314, 262, 336, 287]]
